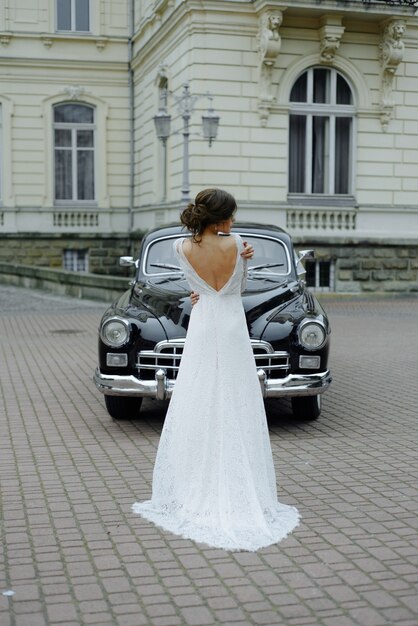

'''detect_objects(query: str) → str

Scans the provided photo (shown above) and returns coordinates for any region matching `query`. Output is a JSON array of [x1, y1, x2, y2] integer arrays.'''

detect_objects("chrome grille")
[[251, 340, 290, 379], [137, 340, 184, 380], [137, 339, 290, 380]]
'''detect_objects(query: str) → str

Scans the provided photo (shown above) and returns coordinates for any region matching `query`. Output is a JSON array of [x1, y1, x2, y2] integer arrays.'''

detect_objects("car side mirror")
[[120, 256, 137, 267], [295, 250, 314, 276]]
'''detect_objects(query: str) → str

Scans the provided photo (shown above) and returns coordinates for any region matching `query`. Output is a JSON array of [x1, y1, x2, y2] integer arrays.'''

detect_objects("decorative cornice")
[[0, 57, 128, 74], [379, 18, 406, 130]]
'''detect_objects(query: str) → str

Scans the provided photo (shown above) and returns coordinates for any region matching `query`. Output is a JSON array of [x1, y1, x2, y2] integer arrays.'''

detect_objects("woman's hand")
[[241, 241, 254, 260], [190, 291, 200, 307]]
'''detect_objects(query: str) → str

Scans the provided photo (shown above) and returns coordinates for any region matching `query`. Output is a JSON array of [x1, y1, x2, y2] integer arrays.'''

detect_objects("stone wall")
[[0, 233, 143, 277], [0, 262, 129, 302], [306, 242, 418, 293], [1, 233, 417, 293]]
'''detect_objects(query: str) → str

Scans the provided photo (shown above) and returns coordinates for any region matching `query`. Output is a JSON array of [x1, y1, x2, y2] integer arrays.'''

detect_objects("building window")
[[63, 249, 89, 272], [305, 259, 334, 292], [57, 0, 90, 32], [54, 103, 95, 202], [289, 67, 355, 195]]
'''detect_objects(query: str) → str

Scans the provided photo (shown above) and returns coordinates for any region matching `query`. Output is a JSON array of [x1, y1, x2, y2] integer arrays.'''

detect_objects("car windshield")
[[143, 234, 291, 277]]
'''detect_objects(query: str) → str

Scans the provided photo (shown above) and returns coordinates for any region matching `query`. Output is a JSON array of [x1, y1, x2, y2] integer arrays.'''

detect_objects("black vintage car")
[[94, 223, 331, 421]]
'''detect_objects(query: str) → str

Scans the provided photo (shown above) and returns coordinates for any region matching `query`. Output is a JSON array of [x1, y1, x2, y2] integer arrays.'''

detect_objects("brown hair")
[[180, 188, 237, 241]]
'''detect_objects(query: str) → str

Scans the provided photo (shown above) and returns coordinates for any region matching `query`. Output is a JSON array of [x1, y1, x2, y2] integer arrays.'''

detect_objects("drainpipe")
[[128, 0, 135, 255]]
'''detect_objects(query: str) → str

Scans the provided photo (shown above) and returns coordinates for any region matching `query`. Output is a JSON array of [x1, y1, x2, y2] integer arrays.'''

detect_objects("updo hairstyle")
[[180, 188, 237, 241]]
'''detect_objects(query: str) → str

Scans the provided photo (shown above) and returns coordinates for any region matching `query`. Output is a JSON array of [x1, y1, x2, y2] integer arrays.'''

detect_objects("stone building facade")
[[1, 0, 418, 290]]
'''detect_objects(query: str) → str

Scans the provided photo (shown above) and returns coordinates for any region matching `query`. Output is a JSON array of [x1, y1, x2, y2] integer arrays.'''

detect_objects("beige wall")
[[0, 0, 130, 37], [131, 1, 418, 240], [1, 0, 418, 244], [0, 0, 130, 233]]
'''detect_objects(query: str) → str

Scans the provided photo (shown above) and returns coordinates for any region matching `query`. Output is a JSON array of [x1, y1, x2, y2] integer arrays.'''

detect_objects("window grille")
[[305, 259, 334, 292], [63, 249, 89, 272]]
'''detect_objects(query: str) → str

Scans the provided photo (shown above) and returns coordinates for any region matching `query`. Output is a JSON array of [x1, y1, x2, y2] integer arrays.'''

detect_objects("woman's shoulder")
[[173, 237, 186, 255], [231, 232, 244, 250]]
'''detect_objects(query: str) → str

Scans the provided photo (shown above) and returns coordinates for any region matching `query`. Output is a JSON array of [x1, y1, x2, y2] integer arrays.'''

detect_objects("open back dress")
[[132, 233, 300, 551]]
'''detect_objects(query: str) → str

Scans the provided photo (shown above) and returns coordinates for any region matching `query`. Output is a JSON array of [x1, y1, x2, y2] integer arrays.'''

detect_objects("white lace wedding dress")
[[132, 234, 300, 551]]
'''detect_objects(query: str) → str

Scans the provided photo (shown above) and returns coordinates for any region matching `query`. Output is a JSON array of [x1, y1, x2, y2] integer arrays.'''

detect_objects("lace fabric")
[[132, 233, 300, 551]]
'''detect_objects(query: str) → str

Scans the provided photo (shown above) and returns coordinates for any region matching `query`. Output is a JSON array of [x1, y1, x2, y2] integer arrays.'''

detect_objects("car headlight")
[[298, 320, 326, 350], [100, 318, 130, 347]]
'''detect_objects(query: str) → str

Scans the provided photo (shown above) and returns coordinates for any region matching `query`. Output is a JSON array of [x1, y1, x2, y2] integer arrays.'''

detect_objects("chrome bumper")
[[93, 367, 332, 400]]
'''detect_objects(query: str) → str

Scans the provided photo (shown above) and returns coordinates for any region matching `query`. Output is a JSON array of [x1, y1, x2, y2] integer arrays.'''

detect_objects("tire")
[[104, 396, 143, 420], [291, 395, 321, 421]]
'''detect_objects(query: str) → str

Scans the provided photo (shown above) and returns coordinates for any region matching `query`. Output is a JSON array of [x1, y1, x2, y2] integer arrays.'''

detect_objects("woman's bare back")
[[182, 236, 238, 292]]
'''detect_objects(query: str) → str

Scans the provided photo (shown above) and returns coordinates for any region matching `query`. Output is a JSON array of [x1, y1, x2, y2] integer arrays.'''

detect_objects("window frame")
[[63, 248, 89, 272], [53, 103, 96, 205], [305, 259, 335, 292], [288, 67, 356, 198], [56, 0, 90, 33]]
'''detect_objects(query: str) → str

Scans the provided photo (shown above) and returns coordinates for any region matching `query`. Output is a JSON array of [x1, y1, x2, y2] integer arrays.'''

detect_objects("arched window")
[[289, 67, 355, 196], [53, 103, 95, 202]]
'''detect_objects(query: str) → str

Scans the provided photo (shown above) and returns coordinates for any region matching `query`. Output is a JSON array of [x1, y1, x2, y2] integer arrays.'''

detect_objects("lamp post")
[[153, 83, 220, 204]]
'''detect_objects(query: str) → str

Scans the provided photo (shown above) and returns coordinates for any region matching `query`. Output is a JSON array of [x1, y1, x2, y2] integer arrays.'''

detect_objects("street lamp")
[[153, 82, 220, 204]]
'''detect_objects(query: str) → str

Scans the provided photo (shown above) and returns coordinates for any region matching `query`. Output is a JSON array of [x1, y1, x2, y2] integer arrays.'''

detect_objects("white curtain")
[[289, 115, 306, 193]]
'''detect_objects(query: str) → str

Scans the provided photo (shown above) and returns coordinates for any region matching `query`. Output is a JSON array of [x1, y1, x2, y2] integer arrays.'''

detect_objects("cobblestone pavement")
[[1, 285, 418, 626]]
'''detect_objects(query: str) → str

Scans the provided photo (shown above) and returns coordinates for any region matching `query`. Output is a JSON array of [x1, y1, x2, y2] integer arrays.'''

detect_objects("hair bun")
[[180, 188, 237, 241]]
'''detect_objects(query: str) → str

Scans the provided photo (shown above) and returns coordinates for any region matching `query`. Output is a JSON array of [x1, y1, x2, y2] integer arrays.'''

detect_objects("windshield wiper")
[[150, 263, 182, 271], [248, 263, 284, 271]]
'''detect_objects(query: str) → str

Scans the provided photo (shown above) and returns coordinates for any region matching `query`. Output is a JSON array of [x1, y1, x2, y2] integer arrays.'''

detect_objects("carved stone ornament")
[[319, 17, 345, 64], [0, 33, 12, 47], [63, 85, 86, 101], [379, 19, 406, 131], [95, 38, 108, 51], [153, 0, 174, 22], [41, 35, 54, 48], [257, 11, 283, 126], [156, 62, 169, 84]]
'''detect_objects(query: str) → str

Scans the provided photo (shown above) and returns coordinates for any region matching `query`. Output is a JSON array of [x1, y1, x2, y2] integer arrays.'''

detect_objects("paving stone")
[[46, 602, 79, 622], [173, 593, 205, 608], [14, 615, 47, 626], [73, 583, 104, 601], [212, 607, 247, 622], [180, 606, 215, 625], [151, 618, 183, 626]]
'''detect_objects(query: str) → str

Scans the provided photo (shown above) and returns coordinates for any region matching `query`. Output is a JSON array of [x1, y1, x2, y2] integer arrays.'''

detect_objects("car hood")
[[132, 274, 300, 340]]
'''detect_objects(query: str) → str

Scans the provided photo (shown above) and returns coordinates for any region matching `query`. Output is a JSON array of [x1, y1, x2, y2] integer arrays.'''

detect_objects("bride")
[[132, 188, 300, 551]]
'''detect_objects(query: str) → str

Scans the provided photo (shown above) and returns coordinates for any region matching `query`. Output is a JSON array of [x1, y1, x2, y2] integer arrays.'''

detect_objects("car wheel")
[[291, 395, 321, 421], [104, 396, 143, 420]]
